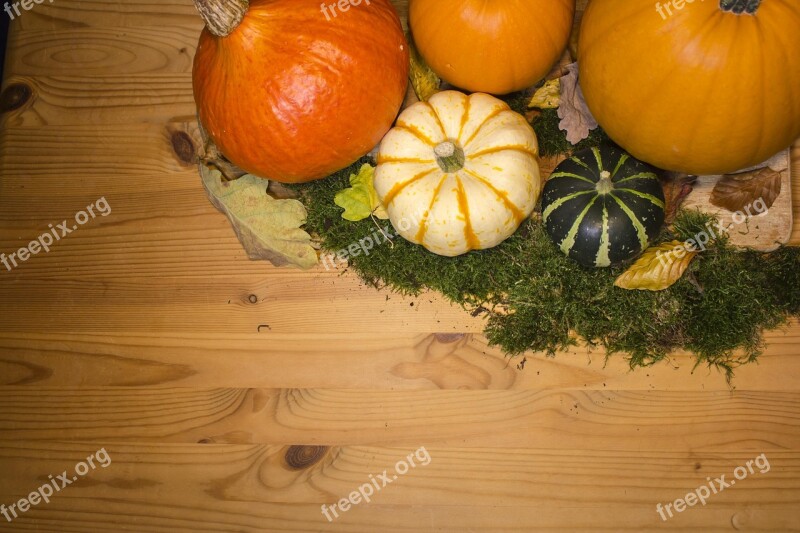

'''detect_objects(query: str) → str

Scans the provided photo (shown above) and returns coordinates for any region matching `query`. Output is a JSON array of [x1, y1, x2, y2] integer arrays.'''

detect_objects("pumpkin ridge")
[[423, 101, 448, 140], [542, 190, 595, 222], [455, 176, 480, 250], [467, 145, 538, 160], [463, 168, 526, 224], [382, 167, 438, 206], [548, 171, 596, 185], [610, 154, 630, 178], [609, 193, 650, 250], [590, 147, 604, 176], [415, 175, 448, 244], [613, 172, 659, 185], [457, 95, 472, 141], [377, 156, 436, 165], [462, 106, 508, 149], [570, 156, 594, 171], [596, 205, 611, 267], [559, 195, 599, 255], [395, 123, 437, 147], [614, 188, 666, 209]]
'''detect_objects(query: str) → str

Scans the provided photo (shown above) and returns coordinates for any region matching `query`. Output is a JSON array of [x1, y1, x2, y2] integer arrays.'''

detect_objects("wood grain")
[[0, 0, 798, 531], [1, 329, 799, 390], [684, 150, 793, 251], [0, 387, 798, 450], [0, 442, 797, 532]]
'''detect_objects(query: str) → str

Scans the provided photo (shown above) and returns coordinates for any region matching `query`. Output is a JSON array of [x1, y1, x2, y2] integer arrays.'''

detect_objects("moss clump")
[[531, 108, 610, 158], [293, 160, 800, 376]]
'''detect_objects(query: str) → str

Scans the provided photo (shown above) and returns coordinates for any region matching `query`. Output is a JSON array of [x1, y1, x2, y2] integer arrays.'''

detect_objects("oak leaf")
[[334, 164, 389, 221], [200, 166, 318, 269], [557, 62, 599, 144], [615, 241, 699, 292]]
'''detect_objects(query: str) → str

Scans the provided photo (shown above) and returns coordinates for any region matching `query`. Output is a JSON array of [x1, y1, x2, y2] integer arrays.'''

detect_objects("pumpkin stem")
[[434, 141, 465, 174], [596, 171, 614, 194], [193, 0, 249, 37], [719, 0, 762, 14]]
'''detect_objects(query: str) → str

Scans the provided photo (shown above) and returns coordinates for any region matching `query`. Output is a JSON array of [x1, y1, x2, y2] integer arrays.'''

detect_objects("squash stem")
[[434, 141, 466, 173], [595, 171, 614, 194], [719, 0, 762, 14], [193, 0, 249, 37]]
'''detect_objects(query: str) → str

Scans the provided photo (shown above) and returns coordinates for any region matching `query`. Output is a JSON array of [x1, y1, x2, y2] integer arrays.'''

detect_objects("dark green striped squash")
[[541, 145, 665, 268]]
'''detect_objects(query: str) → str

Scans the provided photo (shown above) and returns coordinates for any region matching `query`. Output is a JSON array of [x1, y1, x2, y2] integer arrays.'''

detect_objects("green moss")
[[531, 108, 610, 158], [293, 160, 800, 376]]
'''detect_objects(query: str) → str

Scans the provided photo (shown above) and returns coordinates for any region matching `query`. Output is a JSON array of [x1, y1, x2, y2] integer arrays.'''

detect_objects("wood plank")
[[0, 277, 472, 334], [0, 124, 200, 182], [1, 329, 800, 391], [5, 27, 197, 77], [0, 442, 796, 532], [9, 0, 201, 30], [1, 74, 196, 127], [684, 150, 793, 252], [0, 389, 798, 449]]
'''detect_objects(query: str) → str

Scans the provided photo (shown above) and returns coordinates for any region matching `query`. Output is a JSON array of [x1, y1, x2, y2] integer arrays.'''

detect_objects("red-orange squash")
[[579, 0, 800, 175], [192, 0, 409, 183], [409, 0, 575, 95]]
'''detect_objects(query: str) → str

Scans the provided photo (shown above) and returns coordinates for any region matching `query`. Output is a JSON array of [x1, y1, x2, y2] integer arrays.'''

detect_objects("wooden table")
[[1, 1, 799, 531]]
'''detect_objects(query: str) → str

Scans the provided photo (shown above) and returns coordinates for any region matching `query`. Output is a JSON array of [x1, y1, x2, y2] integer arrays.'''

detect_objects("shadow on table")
[[0, 12, 7, 82]]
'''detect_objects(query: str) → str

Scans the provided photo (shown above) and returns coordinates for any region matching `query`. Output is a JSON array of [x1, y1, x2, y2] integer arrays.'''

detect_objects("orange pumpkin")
[[409, 0, 575, 95], [192, 0, 409, 183], [579, 0, 800, 175]]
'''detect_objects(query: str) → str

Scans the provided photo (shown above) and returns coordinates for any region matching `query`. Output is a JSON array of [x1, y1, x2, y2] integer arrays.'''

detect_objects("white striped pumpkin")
[[374, 91, 541, 257]]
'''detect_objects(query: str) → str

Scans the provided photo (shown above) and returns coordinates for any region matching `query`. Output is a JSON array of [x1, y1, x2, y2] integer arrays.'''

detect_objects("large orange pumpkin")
[[192, 0, 409, 183], [408, 0, 575, 95], [579, 0, 800, 175]]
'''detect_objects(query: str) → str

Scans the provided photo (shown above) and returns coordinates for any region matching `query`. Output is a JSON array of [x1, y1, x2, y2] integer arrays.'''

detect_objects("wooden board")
[[684, 150, 793, 251], [0, 0, 799, 531]]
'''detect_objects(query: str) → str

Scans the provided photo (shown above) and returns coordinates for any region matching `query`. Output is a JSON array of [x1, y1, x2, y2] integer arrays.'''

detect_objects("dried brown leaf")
[[200, 166, 318, 269], [557, 63, 598, 145], [661, 171, 697, 225], [710, 167, 782, 213]]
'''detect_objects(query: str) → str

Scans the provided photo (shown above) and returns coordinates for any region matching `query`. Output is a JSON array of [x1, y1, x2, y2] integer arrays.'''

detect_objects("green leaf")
[[200, 166, 318, 269], [334, 163, 389, 222]]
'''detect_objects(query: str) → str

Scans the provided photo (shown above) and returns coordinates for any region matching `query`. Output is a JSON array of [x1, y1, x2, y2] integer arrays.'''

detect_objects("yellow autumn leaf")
[[614, 240, 699, 291], [528, 79, 561, 109], [408, 33, 441, 102], [334, 164, 389, 221]]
